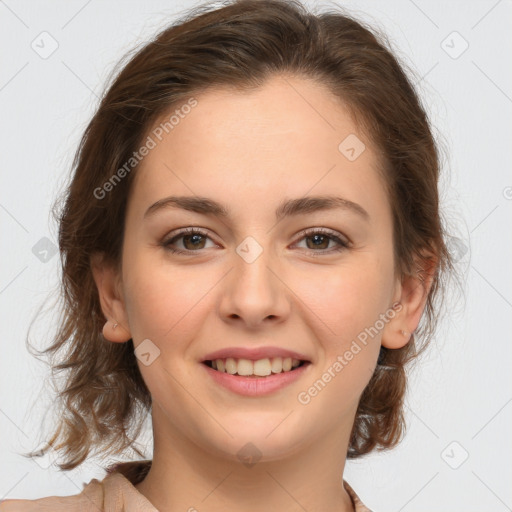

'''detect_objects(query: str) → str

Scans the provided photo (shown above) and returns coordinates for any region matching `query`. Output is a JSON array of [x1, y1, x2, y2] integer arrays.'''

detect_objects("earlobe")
[[381, 251, 437, 350], [381, 306, 414, 350], [90, 252, 132, 343], [102, 318, 132, 343]]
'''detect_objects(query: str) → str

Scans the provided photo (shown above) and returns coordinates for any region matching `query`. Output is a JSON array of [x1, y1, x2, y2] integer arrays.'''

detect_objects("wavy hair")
[[24, 0, 459, 469]]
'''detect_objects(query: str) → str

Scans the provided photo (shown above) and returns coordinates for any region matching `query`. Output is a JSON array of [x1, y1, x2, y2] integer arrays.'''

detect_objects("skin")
[[91, 74, 433, 512]]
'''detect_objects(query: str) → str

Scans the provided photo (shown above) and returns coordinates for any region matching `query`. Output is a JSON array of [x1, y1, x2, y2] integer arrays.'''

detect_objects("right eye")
[[161, 228, 218, 254]]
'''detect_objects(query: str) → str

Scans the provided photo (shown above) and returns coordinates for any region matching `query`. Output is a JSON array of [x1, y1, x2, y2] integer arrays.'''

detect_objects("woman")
[[1, 0, 455, 510]]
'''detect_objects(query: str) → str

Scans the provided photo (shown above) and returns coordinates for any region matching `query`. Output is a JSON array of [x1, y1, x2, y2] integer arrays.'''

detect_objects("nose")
[[218, 245, 290, 330]]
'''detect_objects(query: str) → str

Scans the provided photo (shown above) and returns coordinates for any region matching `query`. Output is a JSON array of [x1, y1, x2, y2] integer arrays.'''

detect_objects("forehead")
[[129, 74, 386, 218]]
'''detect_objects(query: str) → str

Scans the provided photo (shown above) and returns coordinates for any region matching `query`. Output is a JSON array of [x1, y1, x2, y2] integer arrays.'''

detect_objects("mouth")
[[202, 357, 311, 378], [201, 356, 312, 396]]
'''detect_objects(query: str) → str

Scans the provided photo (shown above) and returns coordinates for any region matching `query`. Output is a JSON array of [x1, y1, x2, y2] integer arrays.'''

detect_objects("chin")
[[197, 414, 311, 463]]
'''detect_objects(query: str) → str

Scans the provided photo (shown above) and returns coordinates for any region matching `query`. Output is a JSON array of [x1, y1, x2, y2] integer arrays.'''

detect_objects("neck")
[[135, 404, 356, 512]]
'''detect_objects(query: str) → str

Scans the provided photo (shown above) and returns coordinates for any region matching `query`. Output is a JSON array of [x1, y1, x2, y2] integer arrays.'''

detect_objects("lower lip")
[[201, 362, 311, 396]]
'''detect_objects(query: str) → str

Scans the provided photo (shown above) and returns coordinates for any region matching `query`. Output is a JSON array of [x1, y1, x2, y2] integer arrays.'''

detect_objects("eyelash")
[[161, 227, 350, 256]]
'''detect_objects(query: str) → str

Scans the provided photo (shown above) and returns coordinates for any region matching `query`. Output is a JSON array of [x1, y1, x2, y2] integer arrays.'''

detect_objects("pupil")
[[184, 234, 204, 249], [308, 234, 328, 249]]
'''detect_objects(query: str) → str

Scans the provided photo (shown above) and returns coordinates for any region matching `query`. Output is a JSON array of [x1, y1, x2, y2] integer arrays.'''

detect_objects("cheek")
[[293, 260, 391, 344], [293, 265, 391, 415], [122, 254, 215, 344]]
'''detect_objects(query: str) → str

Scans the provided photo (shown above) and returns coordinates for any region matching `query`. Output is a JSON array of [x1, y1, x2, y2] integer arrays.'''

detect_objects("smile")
[[203, 356, 306, 376], [201, 357, 312, 396]]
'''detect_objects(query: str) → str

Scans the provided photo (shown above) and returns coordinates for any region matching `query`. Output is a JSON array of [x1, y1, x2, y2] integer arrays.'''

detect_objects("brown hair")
[[25, 0, 458, 470]]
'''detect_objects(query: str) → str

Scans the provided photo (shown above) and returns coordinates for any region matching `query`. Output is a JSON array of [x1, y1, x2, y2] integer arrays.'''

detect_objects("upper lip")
[[202, 346, 311, 362]]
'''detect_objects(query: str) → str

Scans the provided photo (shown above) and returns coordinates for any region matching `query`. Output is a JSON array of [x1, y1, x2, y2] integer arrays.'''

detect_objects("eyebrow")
[[143, 194, 370, 222]]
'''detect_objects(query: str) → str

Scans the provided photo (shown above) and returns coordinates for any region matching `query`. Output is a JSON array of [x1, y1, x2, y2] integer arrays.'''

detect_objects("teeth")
[[225, 357, 237, 375], [271, 357, 282, 373], [209, 357, 303, 376], [253, 358, 272, 376], [237, 358, 254, 376]]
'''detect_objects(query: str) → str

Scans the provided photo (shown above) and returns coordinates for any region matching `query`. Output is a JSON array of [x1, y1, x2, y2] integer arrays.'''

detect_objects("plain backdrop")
[[1, 1, 511, 511]]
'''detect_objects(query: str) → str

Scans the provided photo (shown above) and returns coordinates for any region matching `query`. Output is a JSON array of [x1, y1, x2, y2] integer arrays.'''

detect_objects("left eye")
[[294, 229, 350, 253], [162, 228, 350, 255]]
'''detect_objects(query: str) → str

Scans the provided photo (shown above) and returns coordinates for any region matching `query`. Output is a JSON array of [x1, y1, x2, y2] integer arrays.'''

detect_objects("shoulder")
[[0, 460, 154, 512], [0, 478, 104, 511]]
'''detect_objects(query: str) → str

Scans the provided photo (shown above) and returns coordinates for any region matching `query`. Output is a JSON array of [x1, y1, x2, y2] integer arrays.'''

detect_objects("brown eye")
[[162, 228, 215, 254], [182, 233, 207, 250], [305, 233, 330, 250], [295, 229, 350, 255]]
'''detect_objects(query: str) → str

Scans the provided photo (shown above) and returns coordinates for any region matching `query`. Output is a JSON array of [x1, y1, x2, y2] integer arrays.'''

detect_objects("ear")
[[381, 251, 437, 349], [90, 252, 132, 343]]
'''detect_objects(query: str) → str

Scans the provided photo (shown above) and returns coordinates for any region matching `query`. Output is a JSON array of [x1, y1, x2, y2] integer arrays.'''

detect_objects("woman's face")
[[115, 74, 404, 461]]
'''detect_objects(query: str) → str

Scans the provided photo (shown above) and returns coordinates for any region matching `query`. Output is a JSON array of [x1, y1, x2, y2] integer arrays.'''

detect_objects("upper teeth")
[[211, 357, 301, 376]]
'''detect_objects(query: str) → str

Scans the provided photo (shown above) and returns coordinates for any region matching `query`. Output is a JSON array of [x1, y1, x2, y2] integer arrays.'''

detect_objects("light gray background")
[[1, 1, 511, 511]]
